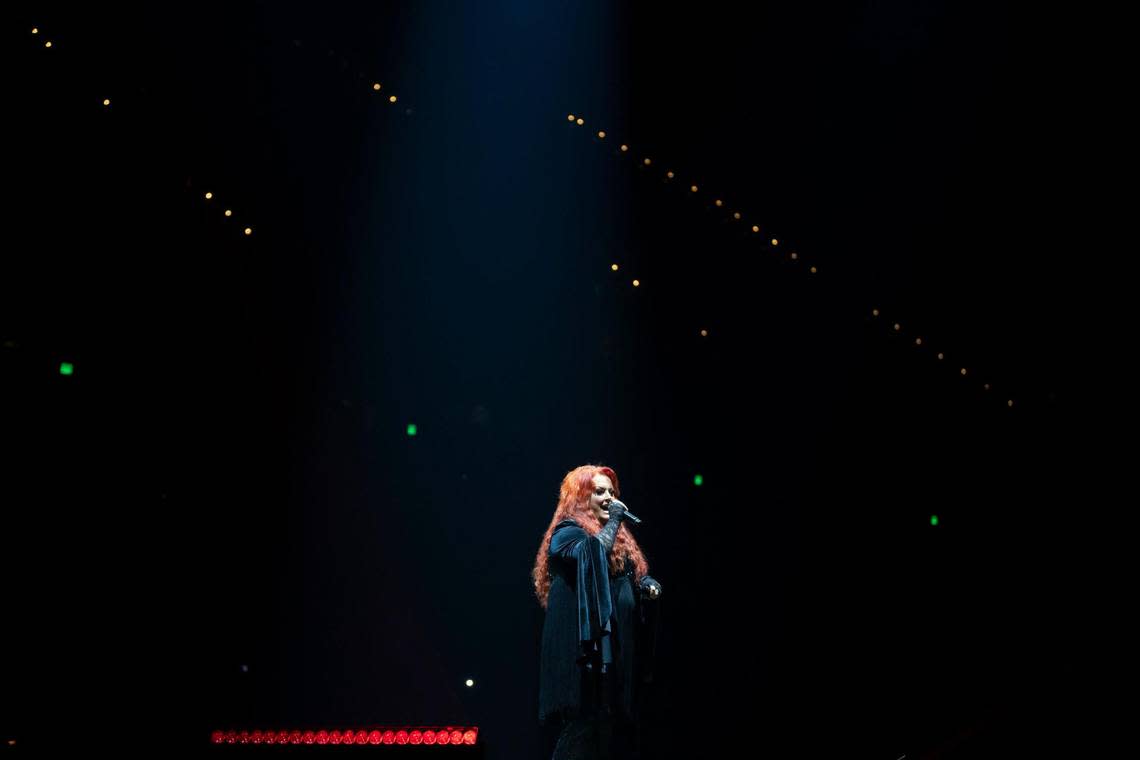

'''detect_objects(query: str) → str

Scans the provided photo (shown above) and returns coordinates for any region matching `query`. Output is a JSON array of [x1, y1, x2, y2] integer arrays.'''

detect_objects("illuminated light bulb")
[[733, 212, 741, 220], [790, 252, 798, 260], [751, 225, 759, 233], [959, 368, 967, 376], [872, 309, 879, 317], [700, 329, 708, 337], [620, 144, 628, 152], [611, 264, 619, 271], [103, 99, 111, 106], [983, 383, 991, 390], [643, 158, 652, 166], [915, 338, 922, 345], [632, 279, 640, 287], [373, 83, 381, 91], [244, 227, 252, 235], [576, 118, 584, 125], [715, 199, 723, 207], [567, 114, 575, 121], [666, 171, 674, 179], [389, 95, 397, 103], [1007, 399, 1014, 407], [204, 192, 213, 200], [45, 41, 53, 48], [32, 27, 39, 34], [465, 679, 475, 687], [937, 352, 945, 360], [690, 185, 698, 193], [810, 266, 818, 273], [597, 131, 606, 139], [770, 238, 778, 246], [893, 323, 901, 331], [224, 209, 232, 217]]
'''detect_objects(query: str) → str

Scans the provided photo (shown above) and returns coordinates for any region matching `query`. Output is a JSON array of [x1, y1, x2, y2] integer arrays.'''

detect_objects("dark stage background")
[[2, 2, 1120, 757]]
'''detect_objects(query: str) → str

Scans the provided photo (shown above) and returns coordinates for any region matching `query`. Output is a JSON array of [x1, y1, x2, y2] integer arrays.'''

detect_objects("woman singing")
[[534, 464, 662, 760]]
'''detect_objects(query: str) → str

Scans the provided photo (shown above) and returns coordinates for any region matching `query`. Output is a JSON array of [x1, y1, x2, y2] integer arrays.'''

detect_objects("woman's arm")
[[549, 521, 614, 643]]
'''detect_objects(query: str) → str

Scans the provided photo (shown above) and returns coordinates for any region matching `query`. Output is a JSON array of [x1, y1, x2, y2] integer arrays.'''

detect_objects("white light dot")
[[465, 679, 475, 687]]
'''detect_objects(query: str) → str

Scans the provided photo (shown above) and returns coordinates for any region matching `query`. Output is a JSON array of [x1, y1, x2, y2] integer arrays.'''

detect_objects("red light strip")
[[210, 728, 478, 746]]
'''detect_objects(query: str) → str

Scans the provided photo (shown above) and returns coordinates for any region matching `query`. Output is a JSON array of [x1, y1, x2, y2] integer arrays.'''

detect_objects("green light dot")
[[693, 474, 703, 486], [406, 423, 417, 436], [59, 362, 74, 376], [930, 515, 939, 526]]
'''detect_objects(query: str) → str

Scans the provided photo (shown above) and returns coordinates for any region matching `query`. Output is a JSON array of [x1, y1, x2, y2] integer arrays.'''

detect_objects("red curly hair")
[[532, 464, 650, 608]]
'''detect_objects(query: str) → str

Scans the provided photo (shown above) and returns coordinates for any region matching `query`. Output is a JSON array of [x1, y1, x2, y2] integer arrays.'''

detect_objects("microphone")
[[607, 499, 642, 524]]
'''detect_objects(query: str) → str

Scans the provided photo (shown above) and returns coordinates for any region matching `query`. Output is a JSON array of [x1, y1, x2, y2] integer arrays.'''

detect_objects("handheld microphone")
[[607, 499, 642, 524]]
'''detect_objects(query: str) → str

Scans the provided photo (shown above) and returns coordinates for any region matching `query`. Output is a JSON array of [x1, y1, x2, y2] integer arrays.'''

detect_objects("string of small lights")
[[24, 23, 407, 381], [566, 112, 1021, 412], [287, 34, 411, 113], [30, 25, 262, 239], [30, 24, 409, 239]]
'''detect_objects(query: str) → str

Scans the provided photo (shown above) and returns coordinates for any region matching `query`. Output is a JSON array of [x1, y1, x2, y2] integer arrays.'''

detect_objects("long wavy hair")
[[532, 464, 649, 608]]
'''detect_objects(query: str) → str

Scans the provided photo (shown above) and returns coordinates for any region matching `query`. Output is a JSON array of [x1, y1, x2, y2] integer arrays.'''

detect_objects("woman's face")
[[589, 473, 617, 523]]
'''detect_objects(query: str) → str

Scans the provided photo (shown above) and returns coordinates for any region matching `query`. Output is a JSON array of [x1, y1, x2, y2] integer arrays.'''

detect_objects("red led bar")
[[210, 727, 478, 746]]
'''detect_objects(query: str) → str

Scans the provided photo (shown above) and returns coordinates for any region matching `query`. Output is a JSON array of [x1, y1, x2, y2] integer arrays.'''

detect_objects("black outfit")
[[539, 519, 660, 760]]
